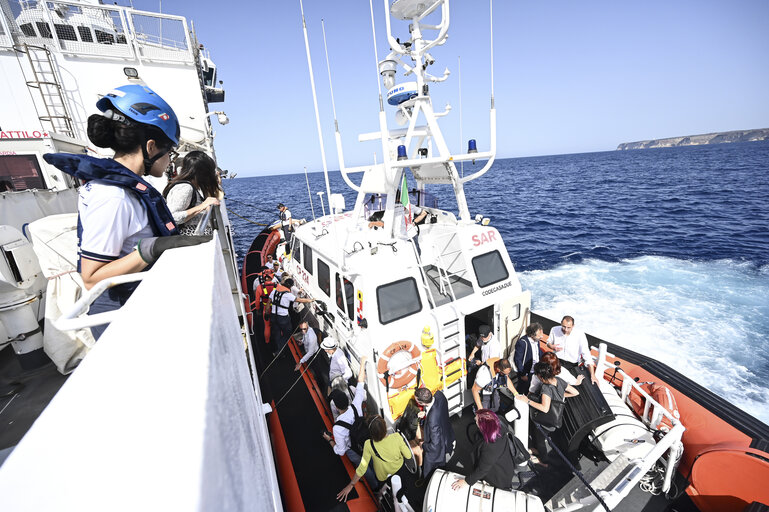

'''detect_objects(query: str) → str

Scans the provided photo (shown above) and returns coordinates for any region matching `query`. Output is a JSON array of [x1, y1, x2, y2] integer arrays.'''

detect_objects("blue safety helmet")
[[96, 84, 180, 145]]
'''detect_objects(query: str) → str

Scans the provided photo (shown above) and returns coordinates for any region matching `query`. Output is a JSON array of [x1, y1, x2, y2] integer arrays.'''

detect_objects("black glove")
[[137, 235, 212, 265]]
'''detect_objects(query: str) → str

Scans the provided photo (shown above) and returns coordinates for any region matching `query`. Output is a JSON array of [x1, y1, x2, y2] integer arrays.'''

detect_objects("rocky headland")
[[616, 128, 769, 150]]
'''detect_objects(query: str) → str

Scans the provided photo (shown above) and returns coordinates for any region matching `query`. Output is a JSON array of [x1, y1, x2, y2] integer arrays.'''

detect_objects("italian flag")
[[400, 173, 411, 227]]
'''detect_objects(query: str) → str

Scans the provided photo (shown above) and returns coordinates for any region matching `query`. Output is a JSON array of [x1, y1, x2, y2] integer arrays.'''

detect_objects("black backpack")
[[506, 431, 530, 466], [335, 405, 370, 455]]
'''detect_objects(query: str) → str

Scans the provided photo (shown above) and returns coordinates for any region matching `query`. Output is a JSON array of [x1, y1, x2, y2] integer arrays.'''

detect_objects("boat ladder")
[[14, 43, 76, 138], [434, 308, 466, 416]]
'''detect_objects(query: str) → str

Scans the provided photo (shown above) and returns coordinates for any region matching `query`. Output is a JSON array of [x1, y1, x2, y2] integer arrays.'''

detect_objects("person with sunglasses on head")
[[163, 150, 221, 235], [44, 84, 209, 340]]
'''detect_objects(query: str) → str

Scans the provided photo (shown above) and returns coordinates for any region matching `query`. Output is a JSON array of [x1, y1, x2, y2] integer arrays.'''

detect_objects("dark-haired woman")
[[43, 84, 208, 339], [163, 151, 221, 235], [528, 351, 583, 396], [337, 415, 413, 508], [516, 361, 579, 463], [451, 408, 516, 491]]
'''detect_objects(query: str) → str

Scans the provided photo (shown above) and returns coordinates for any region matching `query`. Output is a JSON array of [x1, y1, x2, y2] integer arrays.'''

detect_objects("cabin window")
[[35, 22, 52, 38], [344, 278, 355, 322], [292, 240, 302, 264], [0, 155, 46, 191], [203, 67, 215, 87], [77, 26, 93, 42], [95, 30, 115, 44], [303, 245, 312, 274], [335, 274, 346, 314], [54, 23, 77, 41], [317, 259, 330, 297], [20, 23, 36, 37], [377, 277, 422, 325], [472, 250, 509, 288]]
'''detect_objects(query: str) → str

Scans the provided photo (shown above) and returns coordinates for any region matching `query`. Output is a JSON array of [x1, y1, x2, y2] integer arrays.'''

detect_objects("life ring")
[[377, 341, 421, 389]]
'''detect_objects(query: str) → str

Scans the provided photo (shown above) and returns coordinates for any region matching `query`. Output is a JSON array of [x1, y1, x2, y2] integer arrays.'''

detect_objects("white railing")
[[0, 237, 281, 511], [560, 343, 687, 511]]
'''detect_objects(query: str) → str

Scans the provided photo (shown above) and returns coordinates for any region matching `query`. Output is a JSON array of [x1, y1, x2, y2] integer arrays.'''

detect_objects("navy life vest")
[[43, 153, 178, 238]]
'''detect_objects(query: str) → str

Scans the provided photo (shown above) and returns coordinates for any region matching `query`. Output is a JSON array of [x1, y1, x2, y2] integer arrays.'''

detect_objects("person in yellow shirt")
[[337, 416, 414, 509]]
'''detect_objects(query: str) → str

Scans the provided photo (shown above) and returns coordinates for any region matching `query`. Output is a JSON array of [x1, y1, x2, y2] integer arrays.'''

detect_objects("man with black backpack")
[[323, 356, 377, 489]]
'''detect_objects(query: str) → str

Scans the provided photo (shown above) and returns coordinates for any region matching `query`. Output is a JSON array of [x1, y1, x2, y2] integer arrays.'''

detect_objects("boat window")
[[472, 250, 509, 288], [54, 23, 77, 41], [293, 240, 301, 264], [377, 277, 422, 325], [317, 259, 330, 297], [344, 278, 355, 322], [77, 26, 93, 42], [95, 30, 115, 44], [20, 23, 36, 37], [335, 273, 346, 314], [203, 68, 215, 87], [0, 155, 46, 191], [303, 245, 312, 274], [35, 22, 52, 38]]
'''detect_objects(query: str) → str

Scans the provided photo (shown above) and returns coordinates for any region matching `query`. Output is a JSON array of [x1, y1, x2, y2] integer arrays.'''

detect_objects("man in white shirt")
[[294, 322, 318, 371], [468, 324, 501, 366], [546, 315, 599, 385], [269, 278, 313, 353], [322, 356, 377, 488], [321, 337, 352, 394], [277, 202, 293, 249]]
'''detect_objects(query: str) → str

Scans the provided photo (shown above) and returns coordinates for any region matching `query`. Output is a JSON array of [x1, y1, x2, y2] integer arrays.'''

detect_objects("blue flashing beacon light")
[[397, 145, 408, 160]]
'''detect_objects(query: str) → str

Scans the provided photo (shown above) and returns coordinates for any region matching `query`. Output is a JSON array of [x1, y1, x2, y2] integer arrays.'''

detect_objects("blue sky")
[[132, 0, 768, 176]]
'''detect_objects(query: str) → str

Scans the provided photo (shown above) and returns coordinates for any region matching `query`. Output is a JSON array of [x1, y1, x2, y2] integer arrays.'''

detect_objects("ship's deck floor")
[[0, 347, 69, 465]]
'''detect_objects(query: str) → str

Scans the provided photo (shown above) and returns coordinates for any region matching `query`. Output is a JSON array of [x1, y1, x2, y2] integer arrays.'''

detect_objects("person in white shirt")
[[277, 202, 293, 249], [269, 278, 313, 353], [546, 315, 599, 385], [322, 337, 352, 394], [294, 322, 318, 371], [468, 324, 501, 366], [323, 356, 377, 488]]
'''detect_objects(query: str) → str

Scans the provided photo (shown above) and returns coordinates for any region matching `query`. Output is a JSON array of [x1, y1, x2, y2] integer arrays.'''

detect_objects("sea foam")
[[520, 255, 769, 425]]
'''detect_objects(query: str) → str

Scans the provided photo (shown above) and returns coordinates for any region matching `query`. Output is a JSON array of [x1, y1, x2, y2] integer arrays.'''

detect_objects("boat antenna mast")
[[337, 0, 498, 223]]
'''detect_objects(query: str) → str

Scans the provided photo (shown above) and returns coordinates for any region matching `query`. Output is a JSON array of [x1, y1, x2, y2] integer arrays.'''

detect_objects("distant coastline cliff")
[[616, 128, 769, 150]]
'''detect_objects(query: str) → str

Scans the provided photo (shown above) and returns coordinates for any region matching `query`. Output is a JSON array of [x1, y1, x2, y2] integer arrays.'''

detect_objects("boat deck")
[[0, 347, 69, 465]]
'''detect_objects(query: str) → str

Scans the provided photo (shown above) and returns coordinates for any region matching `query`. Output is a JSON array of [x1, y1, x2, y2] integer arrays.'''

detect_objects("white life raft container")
[[423, 469, 544, 512], [592, 382, 656, 462]]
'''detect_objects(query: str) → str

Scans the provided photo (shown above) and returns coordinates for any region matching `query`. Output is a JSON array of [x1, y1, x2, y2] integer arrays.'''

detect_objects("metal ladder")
[[434, 307, 466, 416], [15, 43, 76, 138], [430, 230, 469, 301]]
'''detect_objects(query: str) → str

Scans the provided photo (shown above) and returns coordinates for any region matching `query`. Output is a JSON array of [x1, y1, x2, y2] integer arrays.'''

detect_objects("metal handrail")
[[55, 273, 146, 331]]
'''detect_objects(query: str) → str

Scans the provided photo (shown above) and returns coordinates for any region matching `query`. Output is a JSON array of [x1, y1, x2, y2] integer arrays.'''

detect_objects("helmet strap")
[[141, 138, 166, 176]]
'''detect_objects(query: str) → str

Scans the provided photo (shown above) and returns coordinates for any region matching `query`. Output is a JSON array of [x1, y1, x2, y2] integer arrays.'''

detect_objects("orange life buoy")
[[377, 341, 421, 389], [629, 382, 680, 431]]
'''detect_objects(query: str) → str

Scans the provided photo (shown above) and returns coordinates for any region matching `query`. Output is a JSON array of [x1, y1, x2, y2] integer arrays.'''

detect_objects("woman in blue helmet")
[[44, 84, 209, 339]]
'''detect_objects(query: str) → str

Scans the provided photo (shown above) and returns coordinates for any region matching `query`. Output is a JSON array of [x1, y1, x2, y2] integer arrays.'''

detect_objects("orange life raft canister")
[[377, 341, 421, 390], [629, 382, 681, 431]]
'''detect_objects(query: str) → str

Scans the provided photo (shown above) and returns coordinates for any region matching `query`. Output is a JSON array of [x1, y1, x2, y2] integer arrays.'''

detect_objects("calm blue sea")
[[222, 141, 769, 424]]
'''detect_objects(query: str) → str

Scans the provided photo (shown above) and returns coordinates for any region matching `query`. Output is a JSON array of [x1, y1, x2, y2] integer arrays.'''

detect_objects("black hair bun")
[[86, 114, 116, 148]]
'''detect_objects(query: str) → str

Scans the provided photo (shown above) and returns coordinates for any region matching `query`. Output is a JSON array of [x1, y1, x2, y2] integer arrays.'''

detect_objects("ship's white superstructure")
[[0, 1, 277, 509]]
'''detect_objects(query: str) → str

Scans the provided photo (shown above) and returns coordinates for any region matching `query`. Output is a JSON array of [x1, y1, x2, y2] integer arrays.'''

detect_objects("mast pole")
[[298, 0, 333, 208]]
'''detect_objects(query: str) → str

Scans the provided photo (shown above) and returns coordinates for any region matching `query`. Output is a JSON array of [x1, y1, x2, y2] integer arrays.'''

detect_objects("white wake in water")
[[519, 256, 769, 426]]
